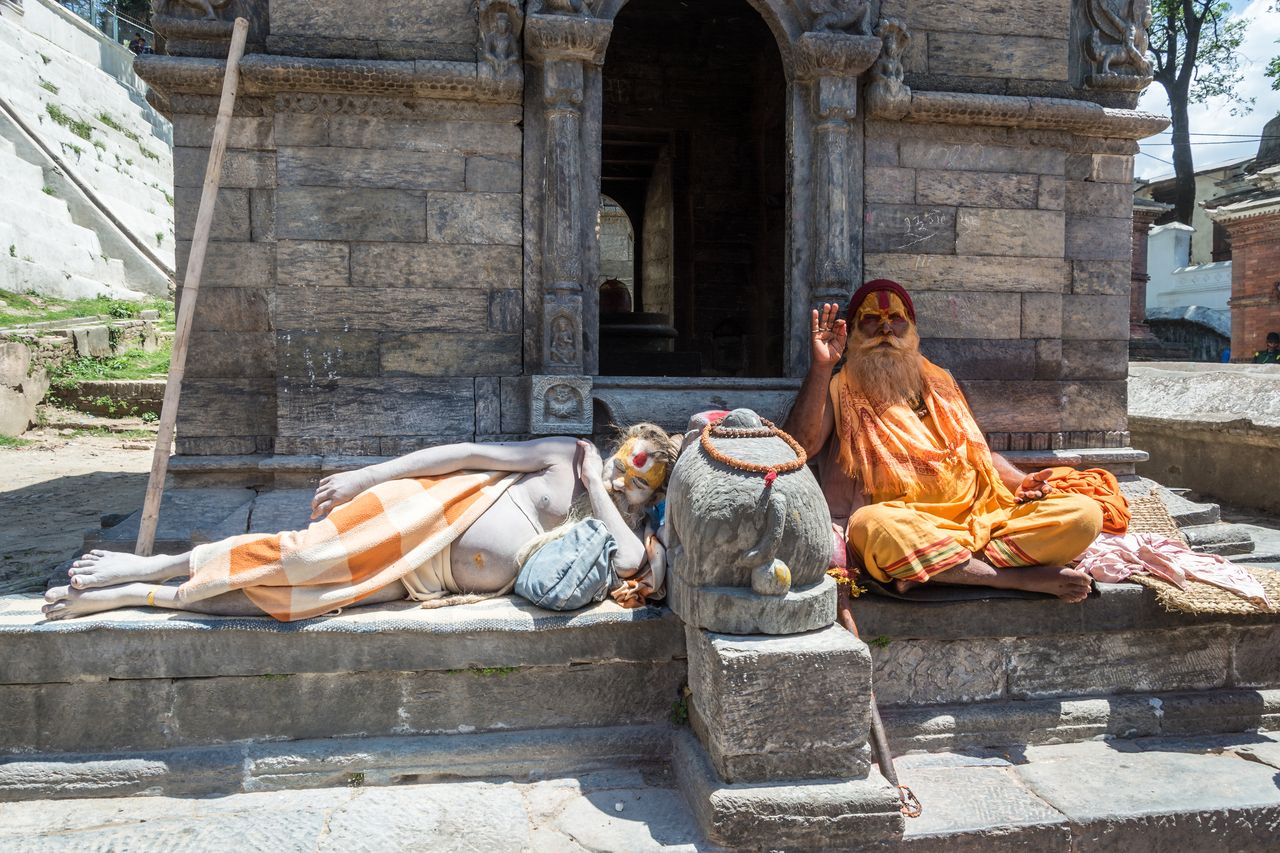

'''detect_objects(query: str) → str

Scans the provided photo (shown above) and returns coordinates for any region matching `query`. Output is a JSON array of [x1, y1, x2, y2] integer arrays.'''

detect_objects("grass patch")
[[6, 245, 14, 258], [39, 53, 51, 65], [48, 343, 172, 389], [60, 141, 85, 159], [139, 146, 160, 162], [95, 112, 141, 143], [63, 427, 156, 439], [92, 139, 106, 152], [154, 232, 164, 247], [0, 435, 34, 448], [162, 191, 174, 207], [46, 104, 93, 141], [38, 80, 58, 95], [42, 186, 56, 196], [0, 289, 173, 330]]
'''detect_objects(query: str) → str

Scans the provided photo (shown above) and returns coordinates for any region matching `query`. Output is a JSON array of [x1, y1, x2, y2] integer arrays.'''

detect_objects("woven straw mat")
[[1125, 490, 1277, 616]]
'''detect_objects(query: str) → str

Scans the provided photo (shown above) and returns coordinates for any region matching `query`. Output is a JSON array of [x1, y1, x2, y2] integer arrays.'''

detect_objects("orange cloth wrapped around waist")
[[1043, 466, 1130, 535]]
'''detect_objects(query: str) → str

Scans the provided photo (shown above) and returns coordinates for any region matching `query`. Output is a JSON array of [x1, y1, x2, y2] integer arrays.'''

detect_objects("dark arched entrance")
[[598, 0, 787, 378]]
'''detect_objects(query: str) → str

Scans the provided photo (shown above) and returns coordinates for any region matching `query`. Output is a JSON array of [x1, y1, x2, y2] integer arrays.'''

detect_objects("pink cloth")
[[1076, 532, 1273, 612]]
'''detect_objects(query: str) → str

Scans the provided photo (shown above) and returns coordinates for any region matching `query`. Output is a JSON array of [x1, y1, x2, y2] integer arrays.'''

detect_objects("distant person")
[[128, 34, 147, 55], [1254, 332, 1280, 365]]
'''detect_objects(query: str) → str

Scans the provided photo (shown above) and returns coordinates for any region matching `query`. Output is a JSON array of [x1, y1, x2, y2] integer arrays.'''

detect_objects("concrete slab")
[[900, 765, 1070, 852], [81, 486, 257, 553]]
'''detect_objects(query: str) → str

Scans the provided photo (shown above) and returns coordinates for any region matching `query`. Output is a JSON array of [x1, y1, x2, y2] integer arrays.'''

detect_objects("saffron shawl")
[[828, 356, 1017, 514]]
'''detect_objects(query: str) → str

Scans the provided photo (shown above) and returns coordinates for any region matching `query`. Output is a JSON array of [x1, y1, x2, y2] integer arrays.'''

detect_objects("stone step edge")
[[880, 687, 1280, 755], [0, 724, 673, 803]]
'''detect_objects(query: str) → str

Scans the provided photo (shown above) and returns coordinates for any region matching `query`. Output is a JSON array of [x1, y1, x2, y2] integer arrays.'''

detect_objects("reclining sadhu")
[[42, 425, 679, 621], [784, 279, 1104, 602]]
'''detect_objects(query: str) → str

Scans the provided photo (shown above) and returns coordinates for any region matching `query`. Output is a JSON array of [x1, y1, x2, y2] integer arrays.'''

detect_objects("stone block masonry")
[[167, 93, 524, 456]]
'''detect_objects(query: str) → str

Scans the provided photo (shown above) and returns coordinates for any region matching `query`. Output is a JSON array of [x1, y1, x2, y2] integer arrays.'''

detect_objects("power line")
[[1143, 139, 1267, 145], [1147, 131, 1272, 138], [1138, 150, 1174, 165]]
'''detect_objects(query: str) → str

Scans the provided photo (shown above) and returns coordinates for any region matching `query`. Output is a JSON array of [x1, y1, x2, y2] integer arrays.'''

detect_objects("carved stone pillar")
[[526, 11, 611, 433], [794, 32, 880, 310], [1130, 200, 1166, 340]]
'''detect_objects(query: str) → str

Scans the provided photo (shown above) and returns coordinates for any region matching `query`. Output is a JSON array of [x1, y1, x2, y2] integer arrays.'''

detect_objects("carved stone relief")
[[479, 0, 524, 82], [809, 0, 872, 36], [1083, 0, 1154, 92], [159, 0, 232, 21], [866, 18, 911, 120], [531, 375, 593, 434]]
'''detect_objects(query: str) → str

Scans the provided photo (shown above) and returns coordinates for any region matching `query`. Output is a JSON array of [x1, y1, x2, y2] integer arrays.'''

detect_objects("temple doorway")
[[598, 0, 787, 378]]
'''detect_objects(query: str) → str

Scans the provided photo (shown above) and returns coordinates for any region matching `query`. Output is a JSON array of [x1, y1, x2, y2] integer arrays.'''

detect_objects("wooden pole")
[[135, 18, 250, 557]]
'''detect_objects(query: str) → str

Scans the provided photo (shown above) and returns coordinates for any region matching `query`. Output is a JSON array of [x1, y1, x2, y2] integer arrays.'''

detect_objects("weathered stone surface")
[[882, 0, 1069, 38], [865, 254, 1069, 293], [667, 575, 835, 636], [900, 765, 1069, 848], [672, 730, 903, 849], [685, 625, 871, 782], [866, 166, 916, 204], [1007, 627, 1231, 699], [866, 137, 899, 167], [916, 170, 1038, 208], [1037, 175, 1065, 210], [1021, 293, 1062, 339], [175, 187, 250, 241], [277, 330, 380, 379], [1232, 626, 1280, 688], [270, 0, 475, 46], [328, 118, 522, 157], [475, 376, 500, 435], [250, 189, 275, 242], [899, 141, 1065, 176], [275, 241, 350, 288], [350, 243, 521, 289], [177, 241, 275, 288], [1065, 153, 1133, 184], [927, 33, 1068, 80], [276, 187, 426, 242], [380, 332, 521, 376], [1061, 294, 1129, 340], [70, 325, 110, 358], [274, 112, 330, 146], [1065, 216, 1131, 262], [173, 115, 274, 149], [1064, 181, 1133, 219], [864, 204, 957, 254], [189, 288, 272, 332], [919, 339, 1038, 380], [174, 147, 277, 190], [955, 209, 1064, 258], [186, 331, 276, 379], [913, 290, 1021, 339], [871, 638, 1007, 707], [427, 192, 521, 245], [272, 287, 490, 332], [278, 147, 465, 190], [961, 379, 1126, 433], [1059, 340, 1128, 379], [1071, 260, 1129, 295], [465, 156, 521, 193], [277, 378, 475, 436]]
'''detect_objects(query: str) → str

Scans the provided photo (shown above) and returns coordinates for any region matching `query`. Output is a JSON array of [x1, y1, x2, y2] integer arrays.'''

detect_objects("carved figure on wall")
[[542, 0, 589, 16], [810, 0, 872, 35], [43, 427, 681, 620], [158, 0, 233, 21], [1084, 0, 1154, 85], [479, 0, 523, 78], [866, 18, 911, 120], [545, 382, 585, 422], [549, 313, 579, 366]]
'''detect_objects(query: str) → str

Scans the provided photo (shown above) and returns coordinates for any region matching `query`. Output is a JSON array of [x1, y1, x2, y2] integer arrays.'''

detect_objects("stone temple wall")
[[139, 0, 1165, 463]]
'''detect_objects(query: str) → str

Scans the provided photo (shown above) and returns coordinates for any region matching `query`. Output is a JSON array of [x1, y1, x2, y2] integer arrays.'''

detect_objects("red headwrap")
[[846, 279, 916, 325]]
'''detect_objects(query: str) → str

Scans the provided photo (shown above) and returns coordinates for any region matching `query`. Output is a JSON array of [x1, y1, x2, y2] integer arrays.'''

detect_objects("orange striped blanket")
[[179, 471, 521, 621]]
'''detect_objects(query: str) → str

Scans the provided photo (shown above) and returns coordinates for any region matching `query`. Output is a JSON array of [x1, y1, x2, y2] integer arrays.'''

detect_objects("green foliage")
[[42, 186, 56, 196], [60, 141, 85, 159], [6, 245, 14, 258], [91, 139, 106, 152], [162, 191, 174, 207], [1149, 0, 1253, 109], [95, 112, 141, 143], [47, 345, 172, 390], [868, 635, 892, 649], [38, 80, 58, 95], [154, 232, 164, 247], [346, 772, 365, 788], [39, 53, 51, 65], [467, 666, 518, 676], [0, 436, 34, 448], [45, 104, 94, 141], [139, 146, 160, 162], [670, 696, 689, 726], [0, 289, 173, 331]]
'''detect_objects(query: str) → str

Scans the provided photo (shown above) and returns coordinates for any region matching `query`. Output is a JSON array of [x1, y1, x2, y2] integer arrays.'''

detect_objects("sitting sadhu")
[[784, 279, 1102, 602], [43, 426, 678, 621]]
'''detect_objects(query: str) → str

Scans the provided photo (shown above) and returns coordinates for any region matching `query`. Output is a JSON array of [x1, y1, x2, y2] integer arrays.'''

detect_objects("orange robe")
[[828, 360, 1102, 584]]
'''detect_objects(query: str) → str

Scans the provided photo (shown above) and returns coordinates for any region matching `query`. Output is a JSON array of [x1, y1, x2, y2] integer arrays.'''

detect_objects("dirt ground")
[[0, 409, 156, 594]]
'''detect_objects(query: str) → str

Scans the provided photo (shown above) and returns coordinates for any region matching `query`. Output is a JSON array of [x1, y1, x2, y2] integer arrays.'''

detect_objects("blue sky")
[[1137, 0, 1280, 179]]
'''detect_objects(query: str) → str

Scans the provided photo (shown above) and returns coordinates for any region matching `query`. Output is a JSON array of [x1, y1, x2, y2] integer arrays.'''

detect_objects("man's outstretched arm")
[[311, 437, 576, 518], [784, 303, 845, 457]]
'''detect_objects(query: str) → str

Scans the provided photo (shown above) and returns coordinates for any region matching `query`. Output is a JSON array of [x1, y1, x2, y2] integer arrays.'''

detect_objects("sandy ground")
[[0, 409, 156, 594]]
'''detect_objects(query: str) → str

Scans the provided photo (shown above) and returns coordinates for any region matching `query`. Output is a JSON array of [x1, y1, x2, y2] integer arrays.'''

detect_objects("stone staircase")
[[0, 136, 136, 300], [0, 12, 173, 295]]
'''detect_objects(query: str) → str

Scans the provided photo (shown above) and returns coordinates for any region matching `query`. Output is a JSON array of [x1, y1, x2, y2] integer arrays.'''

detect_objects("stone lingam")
[[666, 408, 835, 635]]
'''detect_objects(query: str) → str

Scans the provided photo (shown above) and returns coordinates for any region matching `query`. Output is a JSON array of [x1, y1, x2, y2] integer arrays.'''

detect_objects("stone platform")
[[3, 733, 1279, 852]]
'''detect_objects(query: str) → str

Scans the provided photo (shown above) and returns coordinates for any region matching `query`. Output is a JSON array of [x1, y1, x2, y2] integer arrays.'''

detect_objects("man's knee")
[[1051, 493, 1104, 553]]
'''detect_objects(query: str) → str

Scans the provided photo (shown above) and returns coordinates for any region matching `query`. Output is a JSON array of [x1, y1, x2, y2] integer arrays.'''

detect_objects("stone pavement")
[[5, 734, 1280, 851]]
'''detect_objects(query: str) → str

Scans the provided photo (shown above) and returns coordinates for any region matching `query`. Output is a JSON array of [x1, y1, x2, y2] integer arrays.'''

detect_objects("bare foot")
[[42, 582, 151, 620], [893, 578, 920, 594], [67, 550, 188, 590], [1006, 565, 1093, 603]]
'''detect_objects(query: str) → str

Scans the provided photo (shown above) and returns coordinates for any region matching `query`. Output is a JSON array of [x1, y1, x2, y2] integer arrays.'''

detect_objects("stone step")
[[1154, 485, 1222, 526], [0, 595, 687, 757], [0, 255, 138, 301], [1182, 521, 1257, 556]]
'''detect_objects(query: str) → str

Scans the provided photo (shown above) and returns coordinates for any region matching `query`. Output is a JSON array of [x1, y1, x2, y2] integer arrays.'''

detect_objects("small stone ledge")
[[0, 596, 685, 683], [0, 724, 672, 802], [878, 89, 1169, 139], [881, 688, 1280, 754], [852, 581, 1277, 642], [135, 53, 521, 105]]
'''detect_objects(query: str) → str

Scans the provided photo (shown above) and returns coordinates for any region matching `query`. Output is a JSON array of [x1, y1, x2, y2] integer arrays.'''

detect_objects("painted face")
[[853, 290, 912, 345], [604, 437, 667, 508]]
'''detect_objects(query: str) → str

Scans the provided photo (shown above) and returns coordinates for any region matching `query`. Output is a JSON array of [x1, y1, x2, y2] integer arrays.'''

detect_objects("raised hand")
[[1015, 468, 1055, 503], [810, 303, 848, 368], [576, 439, 604, 489]]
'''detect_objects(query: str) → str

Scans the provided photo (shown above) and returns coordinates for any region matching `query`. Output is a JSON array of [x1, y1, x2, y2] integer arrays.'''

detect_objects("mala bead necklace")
[[700, 417, 808, 488]]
